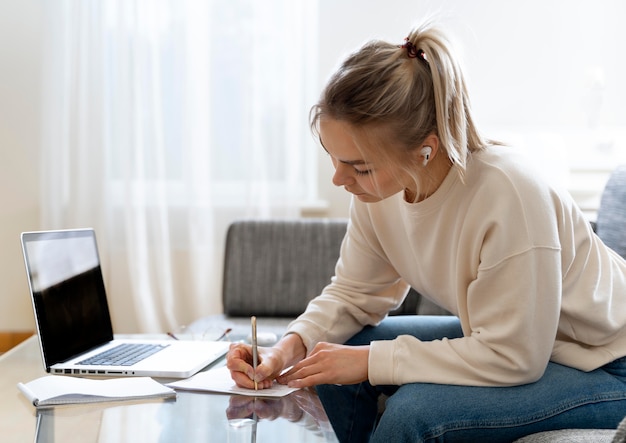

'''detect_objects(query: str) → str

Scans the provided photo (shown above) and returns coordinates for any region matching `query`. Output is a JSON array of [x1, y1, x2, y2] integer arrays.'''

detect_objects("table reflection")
[[226, 389, 335, 440], [33, 388, 337, 442]]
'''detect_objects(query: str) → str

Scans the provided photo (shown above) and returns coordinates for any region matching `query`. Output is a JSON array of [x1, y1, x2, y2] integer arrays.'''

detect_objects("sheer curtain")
[[40, 0, 319, 332]]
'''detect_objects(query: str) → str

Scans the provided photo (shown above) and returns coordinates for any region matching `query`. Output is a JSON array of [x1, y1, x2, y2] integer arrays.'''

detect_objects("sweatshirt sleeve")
[[369, 246, 562, 386], [286, 197, 411, 353]]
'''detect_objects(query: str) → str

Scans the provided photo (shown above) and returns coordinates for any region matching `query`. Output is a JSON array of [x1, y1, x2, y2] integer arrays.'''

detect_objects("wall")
[[316, 0, 626, 218], [0, 0, 42, 332], [1, 0, 625, 331]]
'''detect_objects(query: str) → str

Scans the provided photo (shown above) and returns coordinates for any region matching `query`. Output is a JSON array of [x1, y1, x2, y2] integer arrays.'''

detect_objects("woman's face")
[[319, 118, 410, 203]]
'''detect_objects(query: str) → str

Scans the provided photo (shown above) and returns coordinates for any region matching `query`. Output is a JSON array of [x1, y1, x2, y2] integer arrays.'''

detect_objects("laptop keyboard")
[[78, 343, 169, 367]]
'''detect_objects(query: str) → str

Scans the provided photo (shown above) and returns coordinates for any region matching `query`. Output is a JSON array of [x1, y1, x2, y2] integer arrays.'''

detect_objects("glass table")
[[1, 336, 337, 442]]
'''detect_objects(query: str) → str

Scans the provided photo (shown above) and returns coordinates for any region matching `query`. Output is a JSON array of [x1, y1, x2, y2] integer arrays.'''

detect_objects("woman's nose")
[[332, 163, 354, 187]]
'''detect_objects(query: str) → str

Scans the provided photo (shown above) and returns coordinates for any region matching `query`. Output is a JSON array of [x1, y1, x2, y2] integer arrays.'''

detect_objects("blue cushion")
[[595, 165, 626, 259]]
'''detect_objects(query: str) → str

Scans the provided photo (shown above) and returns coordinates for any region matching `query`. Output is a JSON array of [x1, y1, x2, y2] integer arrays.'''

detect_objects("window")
[[102, 0, 319, 206]]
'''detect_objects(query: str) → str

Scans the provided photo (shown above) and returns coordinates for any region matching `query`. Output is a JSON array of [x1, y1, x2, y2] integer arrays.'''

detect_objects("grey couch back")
[[222, 219, 348, 317], [221, 218, 450, 318]]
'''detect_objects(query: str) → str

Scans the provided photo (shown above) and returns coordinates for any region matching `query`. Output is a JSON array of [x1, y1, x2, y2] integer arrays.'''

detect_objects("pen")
[[252, 406, 258, 443], [216, 328, 232, 341], [251, 316, 258, 391]]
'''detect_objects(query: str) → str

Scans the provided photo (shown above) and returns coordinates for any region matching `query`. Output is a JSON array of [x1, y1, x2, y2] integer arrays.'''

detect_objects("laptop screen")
[[21, 229, 114, 367]]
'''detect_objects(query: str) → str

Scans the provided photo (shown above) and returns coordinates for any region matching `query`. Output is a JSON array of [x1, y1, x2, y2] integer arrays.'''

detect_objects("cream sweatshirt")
[[286, 145, 626, 387]]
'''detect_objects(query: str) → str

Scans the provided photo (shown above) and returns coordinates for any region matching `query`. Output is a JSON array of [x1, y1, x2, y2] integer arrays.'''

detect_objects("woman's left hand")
[[276, 342, 369, 388]]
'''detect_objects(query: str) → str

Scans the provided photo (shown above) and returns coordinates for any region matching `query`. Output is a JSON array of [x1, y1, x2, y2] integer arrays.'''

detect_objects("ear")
[[417, 134, 440, 166], [420, 146, 432, 165]]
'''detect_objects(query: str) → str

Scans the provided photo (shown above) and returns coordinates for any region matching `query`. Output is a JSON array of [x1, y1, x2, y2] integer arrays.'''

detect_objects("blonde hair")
[[311, 22, 495, 194]]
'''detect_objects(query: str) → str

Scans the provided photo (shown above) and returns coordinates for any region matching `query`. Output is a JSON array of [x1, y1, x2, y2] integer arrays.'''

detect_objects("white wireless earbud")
[[421, 146, 432, 166]]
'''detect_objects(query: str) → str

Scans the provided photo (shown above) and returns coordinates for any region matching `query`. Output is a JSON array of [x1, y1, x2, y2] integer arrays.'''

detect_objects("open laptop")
[[21, 228, 229, 378]]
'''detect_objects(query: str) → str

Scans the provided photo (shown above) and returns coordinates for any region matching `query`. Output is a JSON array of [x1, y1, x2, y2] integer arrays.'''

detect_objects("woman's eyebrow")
[[320, 140, 368, 166], [340, 159, 368, 165]]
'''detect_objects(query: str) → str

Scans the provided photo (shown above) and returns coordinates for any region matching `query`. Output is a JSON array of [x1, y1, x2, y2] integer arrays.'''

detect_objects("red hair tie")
[[400, 37, 427, 62]]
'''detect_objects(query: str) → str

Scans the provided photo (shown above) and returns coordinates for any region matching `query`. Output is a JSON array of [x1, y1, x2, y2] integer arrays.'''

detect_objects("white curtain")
[[40, 0, 319, 333]]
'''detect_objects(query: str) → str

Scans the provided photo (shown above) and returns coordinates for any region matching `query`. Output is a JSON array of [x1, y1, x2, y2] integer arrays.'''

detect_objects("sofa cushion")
[[595, 165, 626, 259], [222, 219, 347, 317], [514, 414, 626, 443], [513, 429, 615, 442]]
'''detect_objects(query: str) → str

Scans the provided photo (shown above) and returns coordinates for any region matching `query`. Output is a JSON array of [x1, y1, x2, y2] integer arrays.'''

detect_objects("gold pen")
[[251, 316, 258, 391]]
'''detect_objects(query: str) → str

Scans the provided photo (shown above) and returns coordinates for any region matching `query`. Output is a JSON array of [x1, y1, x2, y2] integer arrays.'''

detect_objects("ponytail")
[[405, 24, 487, 177], [311, 21, 494, 186]]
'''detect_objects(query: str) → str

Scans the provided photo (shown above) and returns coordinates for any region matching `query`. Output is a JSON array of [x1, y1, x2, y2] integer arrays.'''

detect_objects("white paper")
[[17, 376, 176, 407], [167, 366, 299, 397]]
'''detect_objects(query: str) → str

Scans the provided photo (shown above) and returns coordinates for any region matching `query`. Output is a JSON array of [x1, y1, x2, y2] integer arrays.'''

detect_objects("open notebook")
[[21, 228, 228, 378]]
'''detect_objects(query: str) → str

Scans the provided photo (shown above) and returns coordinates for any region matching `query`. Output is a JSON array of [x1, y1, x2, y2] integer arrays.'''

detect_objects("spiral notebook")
[[18, 375, 176, 408]]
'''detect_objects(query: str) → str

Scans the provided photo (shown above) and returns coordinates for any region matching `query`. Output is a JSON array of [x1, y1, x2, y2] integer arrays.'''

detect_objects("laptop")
[[21, 228, 229, 378]]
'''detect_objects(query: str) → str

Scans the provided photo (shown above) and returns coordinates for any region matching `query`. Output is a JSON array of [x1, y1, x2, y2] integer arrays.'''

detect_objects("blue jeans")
[[316, 316, 626, 442]]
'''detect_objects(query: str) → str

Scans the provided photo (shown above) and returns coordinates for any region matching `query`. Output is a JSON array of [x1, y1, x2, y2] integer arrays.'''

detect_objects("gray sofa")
[[189, 218, 449, 339], [190, 165, 626, 442]]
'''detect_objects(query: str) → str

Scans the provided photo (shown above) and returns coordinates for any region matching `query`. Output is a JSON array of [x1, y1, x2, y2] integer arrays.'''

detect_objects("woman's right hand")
[[225, 342, 275, 389], [226, 333, 307, 389]]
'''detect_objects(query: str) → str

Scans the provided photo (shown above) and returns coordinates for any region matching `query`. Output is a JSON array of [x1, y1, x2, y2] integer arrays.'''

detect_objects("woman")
[[227, 22, 626, 442]]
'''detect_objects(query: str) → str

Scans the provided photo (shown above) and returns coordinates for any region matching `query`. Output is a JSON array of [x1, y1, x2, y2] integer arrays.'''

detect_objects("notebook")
[[21, 228, 229, 379]]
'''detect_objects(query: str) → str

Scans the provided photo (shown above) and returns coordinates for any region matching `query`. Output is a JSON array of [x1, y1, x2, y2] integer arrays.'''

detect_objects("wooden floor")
[[0, 332, 33, 354]]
